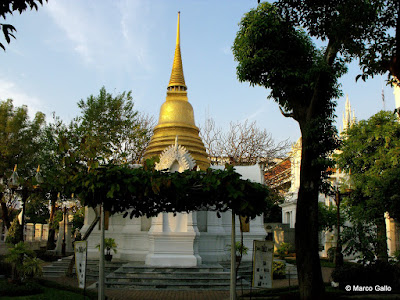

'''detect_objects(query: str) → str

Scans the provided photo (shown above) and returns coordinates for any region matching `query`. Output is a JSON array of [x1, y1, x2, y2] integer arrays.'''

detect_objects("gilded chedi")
[[144, 12, 209, 170]]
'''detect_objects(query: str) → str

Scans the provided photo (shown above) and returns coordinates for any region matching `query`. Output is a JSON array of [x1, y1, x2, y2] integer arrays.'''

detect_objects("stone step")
[[42, 258, 126, 279], [119, 266, 224, 273], [107, 274, 231, 283], [43, 259, 253, 290], [101, 279, 250, 290], [110, 271, 230, 279]]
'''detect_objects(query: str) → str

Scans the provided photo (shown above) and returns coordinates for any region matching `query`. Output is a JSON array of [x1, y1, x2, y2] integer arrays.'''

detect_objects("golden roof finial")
[[168, 11, 186, 90], [144, 12, 210, 170]]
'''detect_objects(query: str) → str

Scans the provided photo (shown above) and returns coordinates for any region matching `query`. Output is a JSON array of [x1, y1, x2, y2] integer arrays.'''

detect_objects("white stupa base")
[[145, 232, 199, 267]]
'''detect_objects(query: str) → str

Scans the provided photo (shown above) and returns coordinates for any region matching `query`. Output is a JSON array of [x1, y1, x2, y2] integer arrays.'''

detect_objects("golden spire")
[[144, 12, 209, 170], [168, 11, 186, 90]]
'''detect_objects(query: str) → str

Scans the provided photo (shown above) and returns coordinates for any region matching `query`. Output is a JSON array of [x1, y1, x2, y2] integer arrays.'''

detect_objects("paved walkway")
[[46, 267, 334, 300]]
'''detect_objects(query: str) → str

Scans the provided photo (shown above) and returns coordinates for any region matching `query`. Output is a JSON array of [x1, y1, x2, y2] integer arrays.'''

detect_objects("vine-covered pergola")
[[72, 163, 273, 219], [70, 162, 273, 300]]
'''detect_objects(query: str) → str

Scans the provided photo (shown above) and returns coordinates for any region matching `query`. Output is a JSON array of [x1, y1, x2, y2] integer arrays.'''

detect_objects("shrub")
[[332, 261, 400, 290], [0, 279, 43, 296], [5, 242, 42, 281], [226, 241, 249, 257], [5, 217, 22, 245], [273, 261, 286, 279], [276, 242, 291, 259], [0, 256, 12, 276]]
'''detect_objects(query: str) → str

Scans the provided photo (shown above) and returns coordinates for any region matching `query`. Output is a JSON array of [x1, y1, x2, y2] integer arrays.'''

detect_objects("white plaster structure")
[[81, 141, 267, 266]]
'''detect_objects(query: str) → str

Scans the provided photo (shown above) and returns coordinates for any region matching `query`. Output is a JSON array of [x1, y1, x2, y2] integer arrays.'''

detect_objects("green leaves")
[[337, 111, 400, 220], [71, 162, 272, 220]]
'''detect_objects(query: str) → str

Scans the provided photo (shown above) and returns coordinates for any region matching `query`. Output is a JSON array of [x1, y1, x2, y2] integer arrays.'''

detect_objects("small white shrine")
[[81, 138, 267, 266]]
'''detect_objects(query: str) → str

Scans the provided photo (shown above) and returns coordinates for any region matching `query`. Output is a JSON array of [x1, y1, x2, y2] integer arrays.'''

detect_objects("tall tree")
[[75, 86, 153, 166], [35, 115, 81, 249], [337, 111, 400, 261], [0, 99, 46, 229], [0, 0, 47, 50], [232, 2, 376, 298]]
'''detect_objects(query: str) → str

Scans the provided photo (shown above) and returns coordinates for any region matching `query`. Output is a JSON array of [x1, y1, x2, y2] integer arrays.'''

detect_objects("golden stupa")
[[144, 12, 210, 170]]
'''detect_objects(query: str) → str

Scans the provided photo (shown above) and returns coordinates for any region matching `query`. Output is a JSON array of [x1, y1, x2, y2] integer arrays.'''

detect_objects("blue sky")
[[0, 0, 396, 145]]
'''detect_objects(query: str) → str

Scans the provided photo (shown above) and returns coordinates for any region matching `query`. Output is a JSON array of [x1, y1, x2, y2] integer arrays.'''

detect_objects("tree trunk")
[[376, 215, 388, 262], [0, 199, 11, 229], [46, 197, 57, 250], [295, 135, 325, 300]]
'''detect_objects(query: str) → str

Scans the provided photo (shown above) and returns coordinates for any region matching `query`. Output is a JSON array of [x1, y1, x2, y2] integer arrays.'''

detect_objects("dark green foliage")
[[71, 163, 272, 220], [341, 218, 378, 264], [318, 202, 341, 232], [264, 202, 282, 223], [5, 217, 21, 245], [5, 241, 42, 281], [337, 111, 400, 221], [24, 194, 50, 224], [356, 0, 400, 83], [0, 255, 12, 276], [337, 111, 400, 262], [0, 99, 46, 230], [331, 261, 400, 290]]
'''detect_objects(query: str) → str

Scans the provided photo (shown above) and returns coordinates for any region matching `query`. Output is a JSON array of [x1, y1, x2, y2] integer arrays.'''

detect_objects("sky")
[[0, 0, 397, 147]]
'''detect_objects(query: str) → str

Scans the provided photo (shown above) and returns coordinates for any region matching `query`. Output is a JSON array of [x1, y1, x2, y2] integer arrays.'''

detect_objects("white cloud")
[[45, 1, 94, 64], [44, 0, 153, 72], [0, 78, 46, 120], [241, 103, 267, 123]]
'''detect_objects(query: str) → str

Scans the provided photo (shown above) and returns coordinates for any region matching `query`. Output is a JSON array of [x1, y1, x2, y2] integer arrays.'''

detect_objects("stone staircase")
[[43, 258, 252, 290], [42, 258, 297, 290], [103, 263, 240, 290], [42, 256, 126, 280]]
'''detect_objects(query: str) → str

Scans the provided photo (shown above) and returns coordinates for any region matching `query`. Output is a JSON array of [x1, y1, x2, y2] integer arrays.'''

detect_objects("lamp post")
[[334, 187, 351, 267], [62, 199, 67, 256], [59, 194, 73, 256]]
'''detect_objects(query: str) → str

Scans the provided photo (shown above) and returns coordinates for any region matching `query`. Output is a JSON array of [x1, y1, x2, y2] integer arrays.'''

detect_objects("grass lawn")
[[0, 279, 96, 300]]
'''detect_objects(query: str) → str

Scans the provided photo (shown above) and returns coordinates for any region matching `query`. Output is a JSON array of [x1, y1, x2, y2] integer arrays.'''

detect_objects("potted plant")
[[96, 238, 117, 261], [227, 241, 249, 262]]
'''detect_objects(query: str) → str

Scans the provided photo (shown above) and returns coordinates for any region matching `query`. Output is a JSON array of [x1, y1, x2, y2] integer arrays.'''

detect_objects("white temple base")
[[145, 231, 199, 267]]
